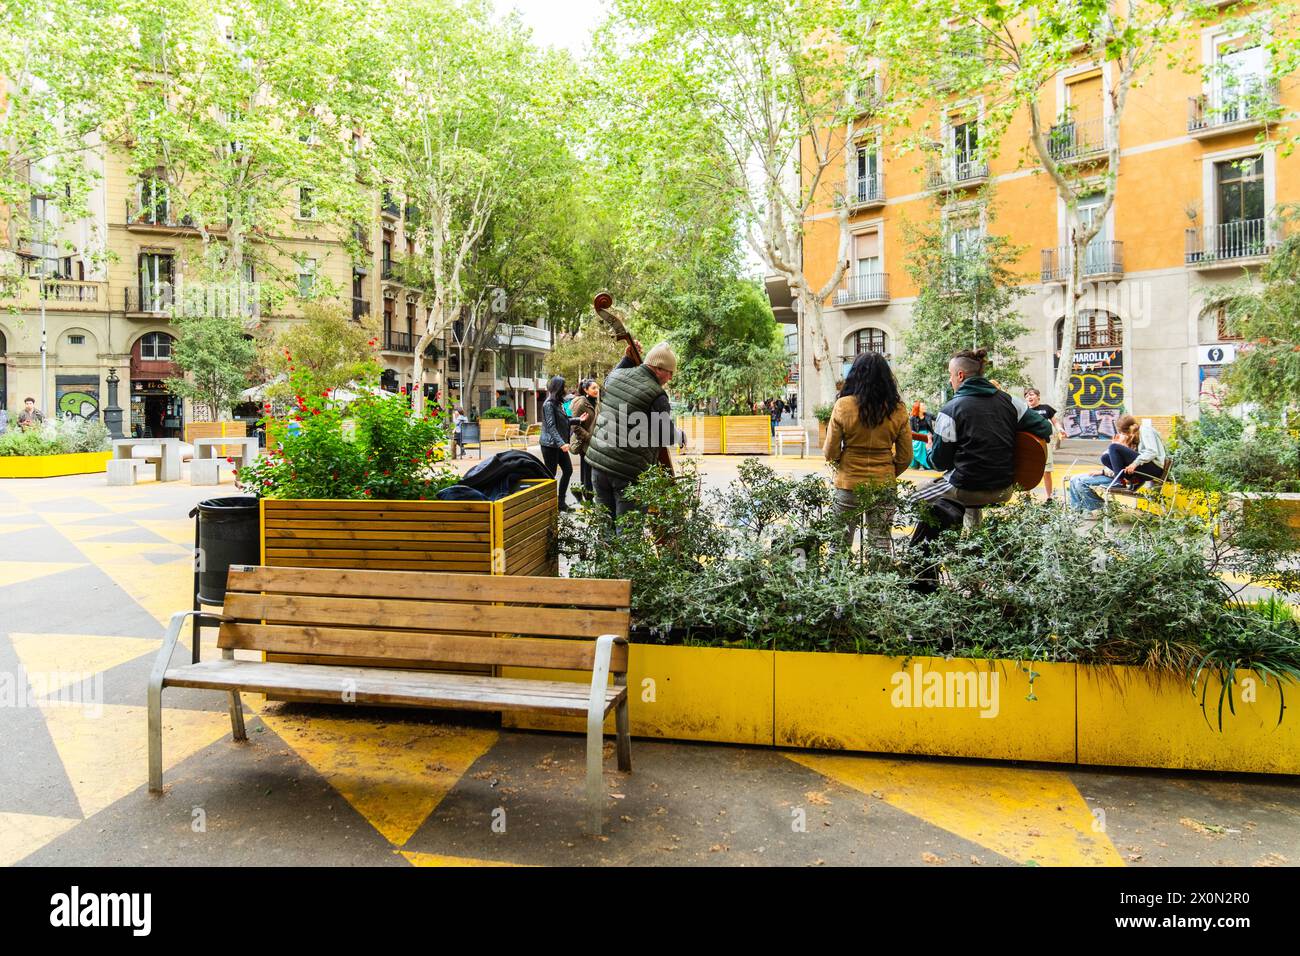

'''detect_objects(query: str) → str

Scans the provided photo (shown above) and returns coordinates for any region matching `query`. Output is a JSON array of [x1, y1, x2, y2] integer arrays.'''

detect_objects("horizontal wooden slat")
[[265, 528, 492, 543], [502, 498, 556, 531], [504, 514, 554, 550], [226, 566, 631, 607], [261, 557, 492, 572], [265, 549, 496, 565], [264, 519, 491, 533], [264, 510, 490, 526], [505, 537, 551, 572], [266, 652, 493, 674], [264, 499, 491, 513], [265, 536, 491, 552], [222, 592, 629, 639], [503, 486, 554, 520], [218, 623, 628, 670], [164, 660, 623, 717]]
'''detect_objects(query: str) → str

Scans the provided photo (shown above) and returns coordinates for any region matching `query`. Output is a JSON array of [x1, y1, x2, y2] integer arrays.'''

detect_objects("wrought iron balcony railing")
[[1040, 241, 1124, 282], [1185, 218, 1278, 265], [1188, 77, 1280, 133], [833, 272, 890, 307], [1046, 117, 1109, 162]]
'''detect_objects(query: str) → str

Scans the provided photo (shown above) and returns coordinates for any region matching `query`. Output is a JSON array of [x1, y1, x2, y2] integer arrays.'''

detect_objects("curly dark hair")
[[841, 351, 902, 429]]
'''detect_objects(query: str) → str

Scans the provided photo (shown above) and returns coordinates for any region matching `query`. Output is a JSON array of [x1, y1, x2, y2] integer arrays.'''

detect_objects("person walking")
[[586, 340, 682, 524], [1023, 387, 1062, 501], [769, 396, 785, 435], [450, 406, 467, 460], [540, 375, 577, 512], [568, 379, 599, 504], [822, 351, 912, 554]]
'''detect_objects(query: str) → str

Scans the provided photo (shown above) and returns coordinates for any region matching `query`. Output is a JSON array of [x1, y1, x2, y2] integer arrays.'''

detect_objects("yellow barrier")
[[0, 451, 112, 479], [674, 415, 772, 455]]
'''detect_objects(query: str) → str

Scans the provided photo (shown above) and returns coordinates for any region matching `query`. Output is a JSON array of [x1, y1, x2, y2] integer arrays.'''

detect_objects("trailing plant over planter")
[[235, 368, 457, 500], [1171, 412, 1300, 494], [558, 459, 1300, 716]]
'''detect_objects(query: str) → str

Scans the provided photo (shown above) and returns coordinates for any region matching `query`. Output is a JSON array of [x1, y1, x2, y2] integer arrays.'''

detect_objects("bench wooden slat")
[[225, 566, 631, 608], [221, 592, 629, 640], [163, 660, 623, 717], [217, 623, 629, 670]]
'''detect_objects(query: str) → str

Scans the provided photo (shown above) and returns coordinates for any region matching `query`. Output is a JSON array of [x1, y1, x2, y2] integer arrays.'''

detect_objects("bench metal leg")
[[615, 697, 632, 773], [147, 680, 163, 792], [586, 711, 603, 835], [229, 693, 247, 741]]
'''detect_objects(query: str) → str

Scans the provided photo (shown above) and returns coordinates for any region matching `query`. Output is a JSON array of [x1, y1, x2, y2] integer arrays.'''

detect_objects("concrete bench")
[[106, 459, 147, 486]]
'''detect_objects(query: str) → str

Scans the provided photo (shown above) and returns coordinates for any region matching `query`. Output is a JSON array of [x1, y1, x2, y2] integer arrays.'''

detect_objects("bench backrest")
[[775, 426, 806, 438], [218, 565, 631, 673], [502, 423, 521, 439], [478, 418, 506, 441]]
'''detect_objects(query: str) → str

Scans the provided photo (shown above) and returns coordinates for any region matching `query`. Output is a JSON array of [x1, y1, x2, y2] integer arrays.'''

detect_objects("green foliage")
[[545, 322, 627, 384], [479, 406, 519, 424], [558, 461, 1300, 705], [899, 195, 1030, 400], [261, 302, 382, 403], [1216, 205, 1300, 415], [813, 403, 835, 424], [165, 314, 259, 419], [1172, 412, 1300, 494], [235, 368, 457, 500], [0, 417, 109, 456]]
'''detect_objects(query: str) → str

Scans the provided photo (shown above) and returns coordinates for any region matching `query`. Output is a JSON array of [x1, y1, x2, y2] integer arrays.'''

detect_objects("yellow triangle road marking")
[[0, 561, 87, 588], [134, 519, 199, 548], [67, 541, 194, 628], [9, 633, 157, 695], [259, 712, 497, 848], [787, 753, 1125, 867], [0, 812, 81, 866], [399, 850, 522, 867], [53, 523, 139, 542], [41, 704, 232, 818], [0, 524, 43, 536]]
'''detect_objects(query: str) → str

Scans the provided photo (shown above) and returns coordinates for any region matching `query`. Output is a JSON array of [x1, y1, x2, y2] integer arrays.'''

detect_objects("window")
[[406, 299, 416, 331], [949, 220, 982, 260], [853, 230, 881, 276], [952, 118, 978, 171], [1215, 306, 1242, 342], [139, 177, 168, 223], [1057, 311, 1122, 350], [297, 258, 316, 298], [138, 253, 174, 311], [850, 328, 888, 356], [298, 185, 315, 219], [1214, 36, 1267, 119], [67, 334, 85, 345], [1216, 155, 1264, 226], [140, 332, 174, 360], [855, 143, 879, 190]]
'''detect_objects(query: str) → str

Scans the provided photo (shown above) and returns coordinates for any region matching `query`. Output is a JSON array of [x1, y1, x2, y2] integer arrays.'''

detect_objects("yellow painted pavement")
[[787, 753, 1124, 867], [258, 712, 499, 848], [10, 633, 157, 694], [0, 560, 87, 588], [400, 850, 522, 867], [0, 813, 81, 867]]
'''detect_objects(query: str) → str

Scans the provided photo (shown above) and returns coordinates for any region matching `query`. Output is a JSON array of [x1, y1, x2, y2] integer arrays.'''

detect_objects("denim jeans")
[[1067, 473, 1113, 512]]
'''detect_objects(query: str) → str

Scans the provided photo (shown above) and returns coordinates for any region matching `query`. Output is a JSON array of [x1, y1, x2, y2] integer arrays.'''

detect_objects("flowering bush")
[[235, 367, 458, 500]]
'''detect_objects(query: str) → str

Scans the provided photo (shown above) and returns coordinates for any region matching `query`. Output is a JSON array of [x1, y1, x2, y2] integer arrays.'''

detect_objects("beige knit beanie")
[[643, 342, 678, 374]]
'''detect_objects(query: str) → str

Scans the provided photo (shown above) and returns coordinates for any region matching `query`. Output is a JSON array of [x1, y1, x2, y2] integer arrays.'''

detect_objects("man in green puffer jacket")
[[586, 341, 682, 523]]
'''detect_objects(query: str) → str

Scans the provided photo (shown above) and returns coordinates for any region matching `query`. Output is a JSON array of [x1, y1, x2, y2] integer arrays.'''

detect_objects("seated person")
[[1067, 414, 1169, 513]]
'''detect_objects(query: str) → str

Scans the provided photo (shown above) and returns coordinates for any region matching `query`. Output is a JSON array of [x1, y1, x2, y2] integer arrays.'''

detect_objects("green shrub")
[[813, 403, 835, 424], [1173, 412, 1300, 493], [480, 406, 519, 424], [0, 417, 109, 456]]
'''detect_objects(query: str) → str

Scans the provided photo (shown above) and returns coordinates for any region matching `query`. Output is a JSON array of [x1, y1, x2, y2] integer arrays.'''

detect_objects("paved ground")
[[1, 453, 1297, 867]]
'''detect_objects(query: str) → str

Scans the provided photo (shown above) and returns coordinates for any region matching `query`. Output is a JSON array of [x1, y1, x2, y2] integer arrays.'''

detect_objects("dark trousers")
[[1101, 443, 1163, 487], [593, 468, 638, 524], [578, 453, 593, 498], [541, 444, 573, 510]]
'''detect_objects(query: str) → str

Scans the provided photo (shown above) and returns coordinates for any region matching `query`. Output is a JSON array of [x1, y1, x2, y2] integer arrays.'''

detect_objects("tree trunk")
[[801, 293, 839, 408]]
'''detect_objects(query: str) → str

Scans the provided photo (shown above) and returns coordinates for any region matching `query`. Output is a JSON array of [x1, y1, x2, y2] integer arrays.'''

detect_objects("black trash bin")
[[191, 496, 260, 605]]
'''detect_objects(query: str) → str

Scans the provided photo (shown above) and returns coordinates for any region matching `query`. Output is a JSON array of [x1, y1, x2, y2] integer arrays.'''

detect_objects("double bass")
[[592, 292, 675, 476]]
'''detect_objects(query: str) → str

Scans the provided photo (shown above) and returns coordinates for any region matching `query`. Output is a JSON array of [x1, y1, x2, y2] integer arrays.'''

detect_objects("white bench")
[[774, 425, 809, 457], [107, 459, 147, 486]]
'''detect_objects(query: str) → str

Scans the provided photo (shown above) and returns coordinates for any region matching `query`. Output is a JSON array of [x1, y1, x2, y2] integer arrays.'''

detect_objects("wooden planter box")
[[259, 478, 557, 575], [674, 415, 772, 455], [185, 420, 248, 457], [0, 451, 112, 479]]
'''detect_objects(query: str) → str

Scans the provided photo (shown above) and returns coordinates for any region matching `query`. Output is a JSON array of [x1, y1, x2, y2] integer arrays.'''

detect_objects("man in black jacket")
[[913, 348, 1054, 529]]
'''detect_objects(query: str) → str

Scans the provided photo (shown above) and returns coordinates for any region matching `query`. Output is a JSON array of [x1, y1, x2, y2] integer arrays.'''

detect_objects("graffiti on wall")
[[1056, 349, 1124, 440], [55, 376, 100, 421]]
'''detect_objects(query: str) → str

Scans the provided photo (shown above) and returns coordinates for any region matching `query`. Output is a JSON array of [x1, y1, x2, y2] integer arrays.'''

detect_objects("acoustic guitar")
[[592, 292, 674, 475], [913, 429, 1047, 490]]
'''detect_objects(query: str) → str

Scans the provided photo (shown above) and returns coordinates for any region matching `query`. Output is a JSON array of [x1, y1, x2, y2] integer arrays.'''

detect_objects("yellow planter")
[[674, 415, 772, 455], [502, 644, 775, 746], [1077, 665, 1300, 775], [774, 651, 1077, 764], [0, 451, 112, 478]]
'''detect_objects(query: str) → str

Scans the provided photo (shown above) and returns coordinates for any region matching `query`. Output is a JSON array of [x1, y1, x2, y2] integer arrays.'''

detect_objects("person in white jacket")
[[1068, 414, 1168, 512]]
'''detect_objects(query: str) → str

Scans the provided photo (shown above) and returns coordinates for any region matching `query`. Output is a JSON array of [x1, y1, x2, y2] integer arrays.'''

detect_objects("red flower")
[[311, 408, 321, 415], [362, 489, 372, 497]]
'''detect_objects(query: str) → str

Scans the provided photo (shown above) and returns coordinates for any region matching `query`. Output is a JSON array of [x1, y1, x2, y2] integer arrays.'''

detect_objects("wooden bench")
[[774, 425, 809, 457], [501, 422, 521, 445], [477, 418, 506, 442], [509, 423, 541, 449], [148, 566, 633, 833]]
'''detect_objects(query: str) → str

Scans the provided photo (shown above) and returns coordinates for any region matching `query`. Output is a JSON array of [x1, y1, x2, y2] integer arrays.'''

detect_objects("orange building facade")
[[779, 9, 1295, 439]]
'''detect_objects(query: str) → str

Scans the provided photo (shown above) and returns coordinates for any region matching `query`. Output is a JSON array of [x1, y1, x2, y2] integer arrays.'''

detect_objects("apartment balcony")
[[383, 330, 414, 353], [1185, 218, 1279, 269], [1046, 117, 1109, 164], [352, 297, 370, 321], [381, 191, 400, 220], [125, 198, 198, 231], [494, 323, 552, 351], [833, 272, 890, 308], [124, 285, 175, 316], [926, 158, 989, 192], [0, 277, 106, 312], [848, 173, 885, 210], [1040, 241, 1125, 283], [1187, 79, 1280, 138]]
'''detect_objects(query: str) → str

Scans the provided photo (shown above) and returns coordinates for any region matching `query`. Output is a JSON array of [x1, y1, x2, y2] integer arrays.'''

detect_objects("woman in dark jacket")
[[540, 375, 576, 512], [568, 379, 599, 504]]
